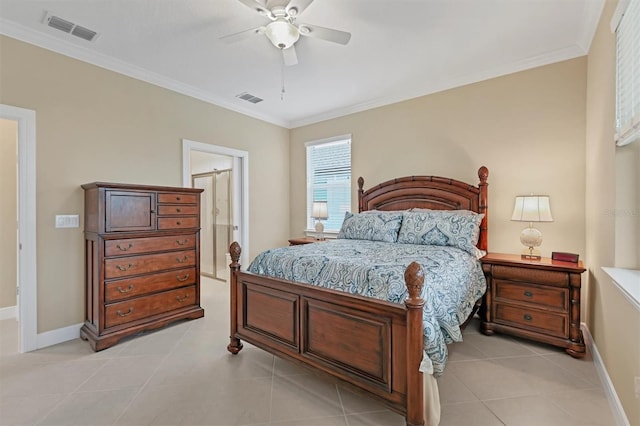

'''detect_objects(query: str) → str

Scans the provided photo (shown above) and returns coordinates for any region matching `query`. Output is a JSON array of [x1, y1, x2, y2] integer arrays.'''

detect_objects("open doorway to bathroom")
[[182, 139, 249, 278], [191, 160, 233, 281]]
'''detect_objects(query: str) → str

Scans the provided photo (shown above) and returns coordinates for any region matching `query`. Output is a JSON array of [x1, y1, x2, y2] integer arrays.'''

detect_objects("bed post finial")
[[230, 241, 241, 267], [404, 261, 425, 426], [228, 242, 243, 355], [357, 177, 365, 213], [478, 166, 489, 184], [405, 262, 424, 302]]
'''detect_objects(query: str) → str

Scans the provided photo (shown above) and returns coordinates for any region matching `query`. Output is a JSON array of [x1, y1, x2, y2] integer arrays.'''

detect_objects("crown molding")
[[0, 18, 290, 128]]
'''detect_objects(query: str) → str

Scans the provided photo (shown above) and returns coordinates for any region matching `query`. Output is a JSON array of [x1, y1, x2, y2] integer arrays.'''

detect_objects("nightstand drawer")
[[493, 265, 568, 287], [495, 280, 568, 310], [495, 303, 567, 338]]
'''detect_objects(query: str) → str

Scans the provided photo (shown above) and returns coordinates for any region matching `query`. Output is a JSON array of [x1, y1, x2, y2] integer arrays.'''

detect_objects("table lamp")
[[311, 201, 328, 240], [511, 195, 553, 260]]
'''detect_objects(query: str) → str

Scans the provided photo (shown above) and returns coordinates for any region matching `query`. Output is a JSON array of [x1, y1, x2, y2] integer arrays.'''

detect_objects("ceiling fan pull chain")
[[281, 61, 286, 101]]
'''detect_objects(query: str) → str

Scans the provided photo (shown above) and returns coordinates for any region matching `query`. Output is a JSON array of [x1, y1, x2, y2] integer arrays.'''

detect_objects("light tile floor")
[[0, 277, 618, 426]]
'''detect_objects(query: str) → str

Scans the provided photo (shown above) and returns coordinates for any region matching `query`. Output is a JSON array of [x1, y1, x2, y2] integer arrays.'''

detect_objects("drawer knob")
[[176, 239, 189, 246], [117, 307, 134, 317], [176, 274, 190, 282], [115, 263, 134, 272], [176, 255, 189, 263], [524, 291, 533, 298], [176, 221, 182, 225], [117, 284, 134, 294], [176, 196, 181, 201], [176, 208, 182, 213], [116, 243, 133, 252], [523, 314, 533, 321], [176, 294, 190, 302]]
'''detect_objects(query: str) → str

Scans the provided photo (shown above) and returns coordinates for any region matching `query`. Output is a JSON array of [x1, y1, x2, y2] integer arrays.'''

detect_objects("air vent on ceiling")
[[236, 92, 263, 104], [43, 12, 99, 42]]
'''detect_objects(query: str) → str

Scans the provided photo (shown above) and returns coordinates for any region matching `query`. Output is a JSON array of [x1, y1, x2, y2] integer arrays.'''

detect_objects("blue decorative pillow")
[[397, 210, 484, 255], [337, 211, 403, 243]]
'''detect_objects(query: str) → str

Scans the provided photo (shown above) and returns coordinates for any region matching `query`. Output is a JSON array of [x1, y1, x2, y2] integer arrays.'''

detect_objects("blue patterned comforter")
[[247, 239, 486, 376]]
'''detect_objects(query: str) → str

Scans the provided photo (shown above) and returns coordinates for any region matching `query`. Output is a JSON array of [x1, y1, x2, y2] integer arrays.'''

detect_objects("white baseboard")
[[36, 322, 83, 350], [0, 305, 17, 320], [582, 323, 630, 426]]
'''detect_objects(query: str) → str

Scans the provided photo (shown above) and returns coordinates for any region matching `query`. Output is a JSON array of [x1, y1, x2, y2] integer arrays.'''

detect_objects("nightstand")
[[288, 237, 324, 246], [480, 253, 586, 358]]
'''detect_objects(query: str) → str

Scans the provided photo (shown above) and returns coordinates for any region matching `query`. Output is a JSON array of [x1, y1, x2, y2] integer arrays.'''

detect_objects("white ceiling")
[[0, 0, 604, 129]]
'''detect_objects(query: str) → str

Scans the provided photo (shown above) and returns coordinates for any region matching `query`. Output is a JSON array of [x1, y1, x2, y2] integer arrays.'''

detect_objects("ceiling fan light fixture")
[[265, 19, 300, 49]]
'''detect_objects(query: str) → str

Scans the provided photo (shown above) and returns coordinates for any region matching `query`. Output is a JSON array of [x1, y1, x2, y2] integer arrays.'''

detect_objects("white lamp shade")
[[265, 19, 300, 49], [511, 195, 553, 222], [311, 201, 328, 219]]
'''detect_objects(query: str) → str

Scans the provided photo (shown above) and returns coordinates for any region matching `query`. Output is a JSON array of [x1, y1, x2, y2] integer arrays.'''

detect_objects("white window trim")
[[611, 0, 639, 146], [305, 134, 352, 234]]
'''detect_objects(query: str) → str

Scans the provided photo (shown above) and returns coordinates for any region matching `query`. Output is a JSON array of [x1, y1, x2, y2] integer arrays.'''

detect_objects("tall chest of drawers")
[[480, 253, 586, 358], [80, 182, 205, 351]]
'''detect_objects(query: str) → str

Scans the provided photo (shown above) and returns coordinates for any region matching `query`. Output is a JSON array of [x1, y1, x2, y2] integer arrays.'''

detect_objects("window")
[[614, 0, 639, 147], [306, 135, 351, 232]]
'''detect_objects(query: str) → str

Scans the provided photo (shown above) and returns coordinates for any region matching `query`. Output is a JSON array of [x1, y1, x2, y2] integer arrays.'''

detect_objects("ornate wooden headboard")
[[357, 166, 489, 251]]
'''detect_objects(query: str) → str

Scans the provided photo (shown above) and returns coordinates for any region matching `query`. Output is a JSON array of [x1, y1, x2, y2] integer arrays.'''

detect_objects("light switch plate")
[[55, 214, 79, 228]]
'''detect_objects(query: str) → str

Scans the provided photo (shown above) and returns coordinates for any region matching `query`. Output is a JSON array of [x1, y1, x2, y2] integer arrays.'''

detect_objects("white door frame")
[[1, 104, 37, 353], [182, 139, 249, 266]]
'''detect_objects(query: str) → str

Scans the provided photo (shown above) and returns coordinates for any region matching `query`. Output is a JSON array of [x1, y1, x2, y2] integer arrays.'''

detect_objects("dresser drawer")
[[157, 205, 199, 216], [105, 234, 196, 257], [495, 303, 567, 338], [492, 265, 568, 287], [104, 250, 196, 279], [157, 217, 199, 230], [157, 193, 198, 204], [494, 280, 568, 311], [105, 267, 196, 302], [105, 285, 196, 328]]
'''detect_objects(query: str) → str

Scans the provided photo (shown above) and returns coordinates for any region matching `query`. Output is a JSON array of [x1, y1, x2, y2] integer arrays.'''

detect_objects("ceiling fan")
[[220, 0, 351, 66]]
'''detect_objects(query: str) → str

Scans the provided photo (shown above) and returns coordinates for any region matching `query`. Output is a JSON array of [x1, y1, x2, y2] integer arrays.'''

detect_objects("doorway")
[[193, 169, 232, 281], [0, 104, 37, 353], [182, 139, 249, 268]]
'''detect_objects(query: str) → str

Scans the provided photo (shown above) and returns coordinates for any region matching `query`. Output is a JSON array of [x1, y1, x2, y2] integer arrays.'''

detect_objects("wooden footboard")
[[227, 242, 427, 426]]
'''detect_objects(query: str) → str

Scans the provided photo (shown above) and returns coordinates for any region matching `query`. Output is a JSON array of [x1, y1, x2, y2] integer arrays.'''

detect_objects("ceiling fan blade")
[[219, 26, 265, 44], [282, 45, 298, 66], [297, 24, 351, 45], [235, 0, 271, 16], [285, 0, 314, 17]]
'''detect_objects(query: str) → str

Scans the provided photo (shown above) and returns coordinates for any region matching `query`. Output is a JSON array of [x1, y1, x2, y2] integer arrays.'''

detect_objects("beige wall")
[[0, 36, 290, 333], [585, 1, 640, 424], [291, 58, 587, 261], [0, 118, 17, 309]]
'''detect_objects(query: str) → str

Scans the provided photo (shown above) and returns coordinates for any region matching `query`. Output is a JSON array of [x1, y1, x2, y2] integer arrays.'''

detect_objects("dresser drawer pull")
[[176, 294, 190, 302], [523, 314, 533, 321], [116, 243, 133, 252], [117, 284, 134, 294], [175, 239, 189, 246], [524, 291, 533, 298], [176, 196, 182, 201], [176, 208, 182, 213], [116, 307, 134, 317], [176, 255, 189, 263], [176, 274, 190, 282], [176, 221, 182, 226], [115, 263, 134, 271]]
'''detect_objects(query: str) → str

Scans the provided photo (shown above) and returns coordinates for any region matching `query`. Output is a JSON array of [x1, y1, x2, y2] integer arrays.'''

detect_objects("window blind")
[[615, 0, 640, 147], [306, 137, 351, 231]]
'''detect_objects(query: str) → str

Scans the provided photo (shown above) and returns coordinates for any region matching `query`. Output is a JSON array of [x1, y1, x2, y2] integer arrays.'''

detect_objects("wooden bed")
[[227, 166, 488, 426]]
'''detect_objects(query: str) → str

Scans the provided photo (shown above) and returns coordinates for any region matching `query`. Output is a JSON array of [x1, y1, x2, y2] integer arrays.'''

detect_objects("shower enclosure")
[[192, 170, 232, 281]]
